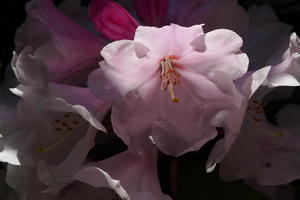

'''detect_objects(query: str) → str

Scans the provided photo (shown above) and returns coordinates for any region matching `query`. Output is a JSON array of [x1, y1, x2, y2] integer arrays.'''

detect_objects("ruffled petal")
[[206, 67, 271, 171], [178, 28, 248, 80], [75, 146, 171, 200], [89, 0, 139, 40], [134, 24, 204, 59], [88, 40, 158, 101], [12, 48, 49, 88], [266, 33, 300, 87]]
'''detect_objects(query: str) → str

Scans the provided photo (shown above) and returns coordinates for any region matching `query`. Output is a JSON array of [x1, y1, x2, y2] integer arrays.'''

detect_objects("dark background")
[[0, 0, 299, 199]]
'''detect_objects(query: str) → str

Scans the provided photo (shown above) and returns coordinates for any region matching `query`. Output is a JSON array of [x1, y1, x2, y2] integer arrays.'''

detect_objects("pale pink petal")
[[133, 0, 168, 27], [111, 78, 161, 154], [266, 33, 300, 87], [88, 40, 158, 100], [134, 24, 204, 59], [112, 70, 243, 156], [62, 182, 119, 200], [178, 28, 248, 80], [75, 146, 171, 200], [89, 0, 139, 40], [206, 67, 271, 171], [12, 48, 48, 88]]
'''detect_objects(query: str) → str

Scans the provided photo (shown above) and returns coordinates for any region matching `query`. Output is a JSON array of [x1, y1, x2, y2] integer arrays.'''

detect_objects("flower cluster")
[[0, 0, 300, 199]]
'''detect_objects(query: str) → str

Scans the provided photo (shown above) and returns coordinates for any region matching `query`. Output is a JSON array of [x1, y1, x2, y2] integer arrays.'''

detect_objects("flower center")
[[160, 57, 180, 103], [37, 112, 82, 152], [246, 99, 284, 138]]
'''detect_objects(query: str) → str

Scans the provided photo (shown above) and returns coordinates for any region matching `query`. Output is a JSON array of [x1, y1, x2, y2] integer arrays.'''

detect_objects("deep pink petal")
[[133, 0, 168, 27], [89, 0, 139, 40]]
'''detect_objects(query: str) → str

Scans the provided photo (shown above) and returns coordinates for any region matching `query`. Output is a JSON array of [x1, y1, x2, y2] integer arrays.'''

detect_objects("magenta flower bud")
[[89, 0, 139, 40]]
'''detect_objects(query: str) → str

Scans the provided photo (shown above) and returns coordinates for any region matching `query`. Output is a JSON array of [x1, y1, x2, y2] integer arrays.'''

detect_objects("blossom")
[[16, 0, 107, 85], [205, 6, 300, 171], [0, 46, 109, 197], [88, 24, 251, 156], [220, 98, 300, 185]]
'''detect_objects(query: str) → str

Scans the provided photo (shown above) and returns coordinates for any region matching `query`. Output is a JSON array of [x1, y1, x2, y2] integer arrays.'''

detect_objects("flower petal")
[[134, 24, 204, 59], [266, 33, 300, 87], [75, 146, 171, 200], [179, 28, 248, 80], [88, 40, 158, 101]]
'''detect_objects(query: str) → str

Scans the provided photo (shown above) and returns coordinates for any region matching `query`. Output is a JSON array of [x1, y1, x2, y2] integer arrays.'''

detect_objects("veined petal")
[[133, 0, 168, 27], [89, 0, 139, 40]]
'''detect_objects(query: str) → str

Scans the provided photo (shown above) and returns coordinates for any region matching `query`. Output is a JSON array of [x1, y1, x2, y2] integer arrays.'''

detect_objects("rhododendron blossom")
[[1, 0, 300, 199], [89, 24, 249, 156]]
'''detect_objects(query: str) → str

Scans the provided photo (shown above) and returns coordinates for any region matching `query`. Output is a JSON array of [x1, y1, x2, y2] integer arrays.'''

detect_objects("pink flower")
[[0, 46, 110, 196], [89, 24, 249, 156], [16, 0, 107, 85], [220, 95, 300, 185]]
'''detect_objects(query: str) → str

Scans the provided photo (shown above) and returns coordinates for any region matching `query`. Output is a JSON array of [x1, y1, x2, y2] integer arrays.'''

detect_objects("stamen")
[[37, 113, 82, 153], [37, 133, 71, 152], [246, 100, 284, 138], [160, 58, 180, 103]]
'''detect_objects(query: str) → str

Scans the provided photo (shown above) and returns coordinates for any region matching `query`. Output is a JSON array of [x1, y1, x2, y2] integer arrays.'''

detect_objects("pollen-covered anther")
[[160, 58, 180, 103]]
